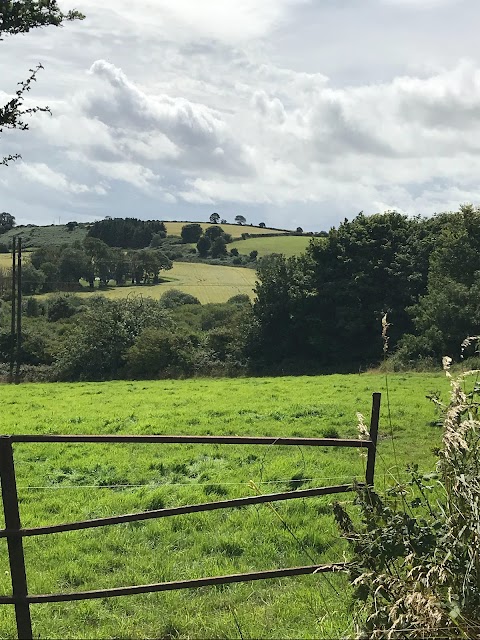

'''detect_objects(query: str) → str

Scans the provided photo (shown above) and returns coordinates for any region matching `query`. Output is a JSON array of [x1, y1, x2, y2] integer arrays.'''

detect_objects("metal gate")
[[0, 393, 380, 639]]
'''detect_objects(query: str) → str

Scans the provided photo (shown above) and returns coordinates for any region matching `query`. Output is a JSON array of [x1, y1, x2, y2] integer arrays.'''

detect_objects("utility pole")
[[15, 238, 22, 384], [9, 238, 16, 383]]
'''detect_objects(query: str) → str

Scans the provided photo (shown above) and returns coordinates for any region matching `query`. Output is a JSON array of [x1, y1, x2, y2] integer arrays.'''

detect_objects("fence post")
[[365, 393, 381, 487], [0, 437, 33, 639]]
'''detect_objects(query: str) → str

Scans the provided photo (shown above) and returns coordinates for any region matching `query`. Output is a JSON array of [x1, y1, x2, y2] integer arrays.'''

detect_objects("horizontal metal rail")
[[0, 483, 362, 538], [0, 563, 349, 604], [1, 434, 373, 448]]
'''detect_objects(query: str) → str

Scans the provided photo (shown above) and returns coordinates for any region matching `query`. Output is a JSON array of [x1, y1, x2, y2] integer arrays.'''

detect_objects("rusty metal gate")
[[0, 393, 381, 639]]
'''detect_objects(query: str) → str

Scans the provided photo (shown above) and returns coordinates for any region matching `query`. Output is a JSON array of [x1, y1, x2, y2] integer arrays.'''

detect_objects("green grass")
[[165, 222, 289, 239], [0, 225, 88, 249], [38, 263, 257, 304], [231, 235, 314, 258], [0, 372, 448, 638]]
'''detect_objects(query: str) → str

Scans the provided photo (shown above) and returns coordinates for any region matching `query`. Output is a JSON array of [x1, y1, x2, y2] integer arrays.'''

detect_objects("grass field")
[[36, 263, 257, 304], [231, 235, 314, 258], [165, 222, 289, 239], [0, 372, 449, 638]]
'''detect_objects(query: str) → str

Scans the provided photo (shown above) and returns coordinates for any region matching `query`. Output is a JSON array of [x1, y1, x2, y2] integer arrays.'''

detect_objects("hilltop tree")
[[235, 215, 246, 225], [259, 222, 266, 228], [1, 1, 85, 165], [209, 212, 220, 224], [0, 211, 15, 233]]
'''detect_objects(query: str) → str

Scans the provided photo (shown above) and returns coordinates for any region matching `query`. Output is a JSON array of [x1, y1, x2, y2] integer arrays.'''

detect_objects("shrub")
[[335, 359, 480, 639], [125, 328, 197, 378], [160, 289, 201, 309], [47, 294, 80, 322]]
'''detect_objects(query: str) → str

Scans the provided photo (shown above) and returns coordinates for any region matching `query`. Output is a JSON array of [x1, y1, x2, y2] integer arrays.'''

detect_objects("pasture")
[[36, 263, 257, 304], [165, 222, 289, 239], [0, 372, 448, 638], [231, 235, 314, 258]]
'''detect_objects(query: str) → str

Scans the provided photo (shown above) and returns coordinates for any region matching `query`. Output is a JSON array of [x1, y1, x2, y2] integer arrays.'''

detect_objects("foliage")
[[196, 235, 211, 257], [209, 212, 220, 224], [335, 362, 480, 638], [1, 1, 84, 165], [0, 212, 15, 233], [160, 289, 201, 309], [125, 328, 198, 378], [181, 223, 203, 244], [251, 210, 455, 371], [54, 296, 172, 380], [88, 218, 167, 249], [235, 215, 247, 225]]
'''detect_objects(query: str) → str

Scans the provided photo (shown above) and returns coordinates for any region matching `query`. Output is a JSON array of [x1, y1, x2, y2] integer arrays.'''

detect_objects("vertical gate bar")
[[365, 393, 381, 487], [0, 438, 33, 640]]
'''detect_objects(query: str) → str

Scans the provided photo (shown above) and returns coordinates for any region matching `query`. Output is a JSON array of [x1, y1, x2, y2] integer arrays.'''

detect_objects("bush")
[[126, 328, 197, 378], [47, 294, 81, 322], [160, 289, 201, 309], [227, 294, 251, 304], [335, 362, 480, 639]]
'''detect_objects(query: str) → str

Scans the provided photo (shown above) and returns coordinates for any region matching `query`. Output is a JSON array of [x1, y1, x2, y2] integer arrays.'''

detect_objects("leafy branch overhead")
[[0, 1, 85, 165], [0, 1, 84, 37]]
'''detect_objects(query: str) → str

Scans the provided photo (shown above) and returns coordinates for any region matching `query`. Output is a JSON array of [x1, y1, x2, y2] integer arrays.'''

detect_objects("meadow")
[[35, 263, 257, 304], [231, 235, 313, 258], [0, 372, 449, 638]]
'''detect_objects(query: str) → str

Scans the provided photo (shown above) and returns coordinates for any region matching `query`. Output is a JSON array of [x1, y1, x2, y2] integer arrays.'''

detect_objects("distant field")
[[165, 221, 289, 239], [0, 372, 448, 638], [231, 235, 314, 258], [38, 263, 257, 304]]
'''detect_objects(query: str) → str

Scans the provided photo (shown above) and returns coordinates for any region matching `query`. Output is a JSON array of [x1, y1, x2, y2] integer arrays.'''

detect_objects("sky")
[[1, 0, 480, 231]]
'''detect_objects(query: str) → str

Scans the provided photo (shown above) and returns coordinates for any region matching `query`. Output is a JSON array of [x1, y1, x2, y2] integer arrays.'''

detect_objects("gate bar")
[[0, 438, 33, 639], [0, 483, 363, 539], [5, 434, 373, 447], [0, 563, 348, 604]]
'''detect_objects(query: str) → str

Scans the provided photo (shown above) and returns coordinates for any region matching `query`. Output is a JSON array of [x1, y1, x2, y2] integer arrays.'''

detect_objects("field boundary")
[[0, 393, 380, 639]]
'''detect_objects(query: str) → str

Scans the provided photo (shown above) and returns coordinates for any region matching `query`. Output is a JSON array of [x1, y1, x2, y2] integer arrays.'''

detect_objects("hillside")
[[0, 221, 291, 249]]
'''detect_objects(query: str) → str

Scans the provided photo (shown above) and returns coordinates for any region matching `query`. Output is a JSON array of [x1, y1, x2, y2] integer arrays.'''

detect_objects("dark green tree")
[[0, 212, 15, 232], [181, 223, 203, 244], [209, 212, 220, 224], [211, 236, 227, 258], [196, 235, 211, 257]]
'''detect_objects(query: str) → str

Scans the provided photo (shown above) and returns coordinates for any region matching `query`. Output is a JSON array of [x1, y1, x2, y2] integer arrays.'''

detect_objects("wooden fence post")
[[0, 437, 33, 639], [365, 393, 381, 487]]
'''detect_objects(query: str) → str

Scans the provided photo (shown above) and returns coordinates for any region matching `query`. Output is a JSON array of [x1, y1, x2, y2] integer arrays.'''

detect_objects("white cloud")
[[16, 163, 107, 195]]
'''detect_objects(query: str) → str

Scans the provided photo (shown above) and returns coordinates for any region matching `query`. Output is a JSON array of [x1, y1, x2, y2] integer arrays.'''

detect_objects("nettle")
[[335, 354, 480, 639]]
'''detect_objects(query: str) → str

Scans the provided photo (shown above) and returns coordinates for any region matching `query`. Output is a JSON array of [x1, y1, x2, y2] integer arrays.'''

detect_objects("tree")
[[296, 227, 303, 233], [230, 247, 239, 257], [181, 223, 203, 244], [235, 215, 246, 225], [0, 211, 15, 233], [249, 250, 258, 262], [66, 221, 78, 232], [209, 212, 220, 224], [259, 222, 266, 228], [196, 235, 211, 257], [1, 1, 85, 165], [211, 236, 227, 258], [57, 248, 88, 288], [21, 262, 45, 294], [205, 225, 224, 241]]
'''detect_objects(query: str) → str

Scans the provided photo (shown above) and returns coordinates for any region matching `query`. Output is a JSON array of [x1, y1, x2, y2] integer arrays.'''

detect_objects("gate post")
[[0, 437, 33, 639], [365, 393, 381, 487]]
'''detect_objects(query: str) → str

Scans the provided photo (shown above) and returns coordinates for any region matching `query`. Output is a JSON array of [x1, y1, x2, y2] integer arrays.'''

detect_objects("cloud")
[[16, 163, 107, 195]]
